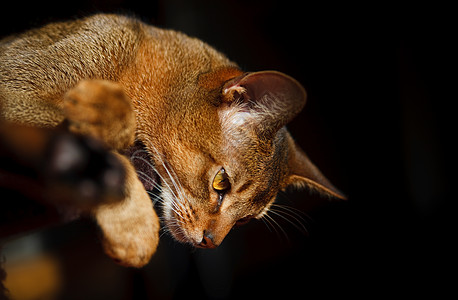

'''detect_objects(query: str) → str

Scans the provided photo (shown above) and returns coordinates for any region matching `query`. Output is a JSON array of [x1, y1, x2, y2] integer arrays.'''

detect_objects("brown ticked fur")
[[0, 14, 344, 267]]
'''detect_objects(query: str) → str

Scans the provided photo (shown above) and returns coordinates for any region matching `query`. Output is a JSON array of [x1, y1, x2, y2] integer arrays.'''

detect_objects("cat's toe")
[[104, 236, 157, 268], [101, 219, 159, 268], [63, 80, 136, 150]]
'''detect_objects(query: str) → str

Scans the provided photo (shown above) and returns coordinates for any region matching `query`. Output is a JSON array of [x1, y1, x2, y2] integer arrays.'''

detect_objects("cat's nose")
[[198, 231, 217, 249]]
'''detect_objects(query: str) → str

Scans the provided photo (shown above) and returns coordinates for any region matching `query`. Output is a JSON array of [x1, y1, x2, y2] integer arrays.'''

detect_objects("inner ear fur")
[[221, 71, 307, 136], [285, 134, 347, 200]]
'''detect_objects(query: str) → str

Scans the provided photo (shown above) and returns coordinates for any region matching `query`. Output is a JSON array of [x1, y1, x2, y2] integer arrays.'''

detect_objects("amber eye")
[[212, 168, 230, 192]]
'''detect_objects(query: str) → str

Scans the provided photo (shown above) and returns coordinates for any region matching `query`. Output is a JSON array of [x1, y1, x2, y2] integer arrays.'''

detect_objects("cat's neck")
[[118, 28, 240, 153]]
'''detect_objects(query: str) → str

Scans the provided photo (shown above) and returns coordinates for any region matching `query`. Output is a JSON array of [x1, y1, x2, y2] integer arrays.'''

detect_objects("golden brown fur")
[[0, 14, 344, 267]]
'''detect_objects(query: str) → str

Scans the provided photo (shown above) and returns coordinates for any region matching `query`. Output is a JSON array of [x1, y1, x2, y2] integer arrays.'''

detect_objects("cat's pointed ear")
[[285, 134, 347, 200], [221, 71, 306, 136]]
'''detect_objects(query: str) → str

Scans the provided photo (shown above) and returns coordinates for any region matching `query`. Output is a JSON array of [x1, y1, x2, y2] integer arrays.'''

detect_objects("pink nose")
[[198, 232, 217, 249]]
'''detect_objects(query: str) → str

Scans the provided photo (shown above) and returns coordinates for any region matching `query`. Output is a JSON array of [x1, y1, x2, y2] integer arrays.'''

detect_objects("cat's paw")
[[64, 80, 135, 150], [44, 132, 126, 209], [99, 206, 160, 268], [94, 153, 160, 268]]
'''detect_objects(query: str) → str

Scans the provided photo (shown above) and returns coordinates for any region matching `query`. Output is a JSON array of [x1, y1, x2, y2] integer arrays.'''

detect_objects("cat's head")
[[134, 68, 345, 248]]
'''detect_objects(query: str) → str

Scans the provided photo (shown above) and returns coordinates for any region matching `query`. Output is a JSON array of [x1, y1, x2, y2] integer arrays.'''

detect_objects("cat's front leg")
[[94, 152, 159, 268], [63, 80, 159, 267]]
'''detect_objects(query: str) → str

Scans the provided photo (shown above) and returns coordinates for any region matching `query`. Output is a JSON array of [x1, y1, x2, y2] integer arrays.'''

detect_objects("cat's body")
[[0, 14, 344, 267]]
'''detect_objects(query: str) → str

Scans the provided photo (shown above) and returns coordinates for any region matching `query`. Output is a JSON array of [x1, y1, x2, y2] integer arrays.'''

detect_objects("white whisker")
[[146, 190, 164, 206], [130, 154, 159, 174], [133, 151, 187, 222], [269, 208, 309, 235], [160, 160, 189, 213], [147, 145, 188, 214], [159, 229, 170, 238], [135, 170, 162, 190], [260, 216, 274, 233], [271, 203, 310, 221], [271, 204, 310, 232], [131, 143, 193, 242], [263, 213, 289, 242]]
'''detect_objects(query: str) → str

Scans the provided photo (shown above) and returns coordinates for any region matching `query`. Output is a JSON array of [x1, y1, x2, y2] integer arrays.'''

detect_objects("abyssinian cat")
[[0, 14, 345, 267]]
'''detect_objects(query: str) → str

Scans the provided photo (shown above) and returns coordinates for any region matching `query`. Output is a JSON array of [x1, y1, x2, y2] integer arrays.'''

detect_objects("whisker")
[[260, 216, 274, 233], [162, 194, 186, 220], [159, 220, 177, 238], [269, 208, 309, 235], [271, 203, 311, 221], [130, 153, 169, 199], [159, 229, 170, 239], [136, 171, 175, 210], [271, 204, 310, 225], [134, 144, 190, 235], [263, 213, 289, 243], [130, 148, 149, 156], [130, 154, 159, 173], [148, 173, 184, 220], [136, 170, 162, 190], [147, 146, 187, 206], [161, 202, 186, 224], [140, 157, 182, 212], [150, 150, 191, 229], [166, 163, 188, 207], [146, 190, 164, 206], [128, 154, 185, 234], [161, 160, 189, 212]]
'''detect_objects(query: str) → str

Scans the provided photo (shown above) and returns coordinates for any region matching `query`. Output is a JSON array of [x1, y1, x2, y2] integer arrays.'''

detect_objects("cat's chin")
[[163, 212, 219, 248], [163, 217, 195, 245]]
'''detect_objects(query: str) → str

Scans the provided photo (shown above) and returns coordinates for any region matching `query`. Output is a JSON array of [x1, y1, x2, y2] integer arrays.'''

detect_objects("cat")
[[0, 14, 345, 267]]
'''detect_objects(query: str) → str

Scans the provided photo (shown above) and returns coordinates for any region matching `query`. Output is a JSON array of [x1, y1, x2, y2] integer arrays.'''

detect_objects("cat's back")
[[0, 14, 144, 64], [0, 14, 234, 99], [0, 14, 144, 98], [0, 14, 237, 126]]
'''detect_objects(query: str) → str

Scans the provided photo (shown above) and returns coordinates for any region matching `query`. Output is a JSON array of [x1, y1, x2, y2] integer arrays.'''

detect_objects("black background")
[[1, 1, 454, 298]]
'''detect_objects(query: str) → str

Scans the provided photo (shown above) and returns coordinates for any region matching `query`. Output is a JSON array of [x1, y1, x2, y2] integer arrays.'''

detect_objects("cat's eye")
[[212, 168, 230, 192]]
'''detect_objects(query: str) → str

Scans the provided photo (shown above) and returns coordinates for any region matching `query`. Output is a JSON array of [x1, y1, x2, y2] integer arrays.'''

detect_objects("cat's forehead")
[[223, 131, 289, 184], [197, 67, 243, 92]]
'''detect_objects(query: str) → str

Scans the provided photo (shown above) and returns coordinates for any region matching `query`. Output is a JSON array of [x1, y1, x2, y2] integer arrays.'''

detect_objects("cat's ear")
[[221, 71, 306, 137], [285, 134, 347, 200]]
